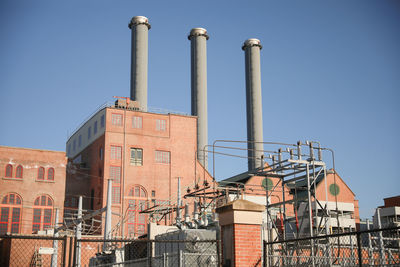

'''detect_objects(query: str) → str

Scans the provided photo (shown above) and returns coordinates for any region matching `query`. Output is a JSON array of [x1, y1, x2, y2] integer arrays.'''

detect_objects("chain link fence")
[[0, 235, 68, 267], [75, 238, 220, 267], [264, 226, 400, 266]]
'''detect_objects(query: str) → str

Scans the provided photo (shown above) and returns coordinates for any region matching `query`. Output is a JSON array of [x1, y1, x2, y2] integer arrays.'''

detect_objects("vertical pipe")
[[367, 219, 372, 265], [75, 196, 82, 267], [51, 208, 59, 267], [104, 179, 112, 250], [243, 39, 264, 171], [376, 208, 385, 264], [306, 165, 315, 267], [189, 28, 209, 169], [129, 16, 151, 111], [176, 177, 181, 224]]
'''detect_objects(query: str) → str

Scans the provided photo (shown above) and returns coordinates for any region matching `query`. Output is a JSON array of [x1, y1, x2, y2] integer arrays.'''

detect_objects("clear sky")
[[1, 0, 399, 219]]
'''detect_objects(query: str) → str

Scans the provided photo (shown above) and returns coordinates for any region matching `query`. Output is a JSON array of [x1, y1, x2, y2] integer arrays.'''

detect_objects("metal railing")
[[264, 226, 400, 266]]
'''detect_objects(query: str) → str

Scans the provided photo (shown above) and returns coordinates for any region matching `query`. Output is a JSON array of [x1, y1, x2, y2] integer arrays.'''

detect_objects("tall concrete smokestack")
[[242, 39, 264, 171], [188, 28, 209, 168], [129, 16, 151, 111]]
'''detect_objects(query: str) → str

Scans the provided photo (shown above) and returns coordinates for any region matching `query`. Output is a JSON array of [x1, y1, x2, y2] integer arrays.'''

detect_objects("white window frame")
[[130, 148, 143, 166], [132, 116, 142, 129]]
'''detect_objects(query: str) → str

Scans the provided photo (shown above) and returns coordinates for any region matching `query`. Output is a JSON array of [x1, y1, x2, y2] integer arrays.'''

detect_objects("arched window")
[[126, 185, 148, 238], [32, 195, 53, 232], [47, 168, 54, 180], [0, 193, 22, 234], [37, 167, 45, 180], [15, 165, 23, 179], [5, 164, 12, 178]]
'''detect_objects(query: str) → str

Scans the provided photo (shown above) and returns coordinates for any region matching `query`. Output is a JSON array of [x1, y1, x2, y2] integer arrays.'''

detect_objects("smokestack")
[[129, 16, 151, 111], [188, 28, 209, 168], [242, 39, 264, 171]]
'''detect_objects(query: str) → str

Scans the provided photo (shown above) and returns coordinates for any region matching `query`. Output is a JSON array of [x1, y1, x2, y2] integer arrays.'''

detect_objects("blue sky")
[[1, 0, 399, 219]]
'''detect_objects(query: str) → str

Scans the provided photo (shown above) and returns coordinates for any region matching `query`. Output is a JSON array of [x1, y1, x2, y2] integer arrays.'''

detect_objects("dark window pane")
[[1, 207, 9, 223], [5, 165, 12, 177], [11, 223, 19, 233], [2, 196, 8, 204], [38, 167, 44, 180], [11, 208, 20, 223], [9, 194, 14, 205], [41, 196, 46, 206], [47, 168, 54, 180], [16, 165, 23, 178], [43, 209, 52, 224], [33, 209, 41, 223], [34, 197, 39, 206]]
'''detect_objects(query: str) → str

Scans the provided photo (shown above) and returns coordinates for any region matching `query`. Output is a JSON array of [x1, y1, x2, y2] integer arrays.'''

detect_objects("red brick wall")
[[0, 146, 67, 234], [233, 224, 262, 267], [383, 195, 400, 207]]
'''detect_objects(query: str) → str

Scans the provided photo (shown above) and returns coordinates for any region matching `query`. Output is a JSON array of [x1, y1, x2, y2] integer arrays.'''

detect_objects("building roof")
[[0, 145, 66, 154]]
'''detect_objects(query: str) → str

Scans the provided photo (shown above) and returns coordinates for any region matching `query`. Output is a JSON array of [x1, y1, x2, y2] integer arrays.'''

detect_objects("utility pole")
[[75, 196, 82, 267], [104, 179, 112, 250], [51, 208, 59, 267]]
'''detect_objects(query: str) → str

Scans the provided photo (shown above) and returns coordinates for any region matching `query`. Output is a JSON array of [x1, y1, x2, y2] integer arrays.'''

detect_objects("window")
[[78, 135, 82, 147], [110, 146, 122, 160], [110, 166, 121, 204], [15, 165, 23, 179], [130, 148, 143, 166], [109, 166, 121, 183], [151, 190, 155, 198], [0, 193, 22, 234], [155, 151, 170, 164], [32, 195, 53, 232], [132, 116, 142, 129], [127, 185, 148, 237], [112, 186, 121, 204], [37, 167, 45, 180], [88, 127, 91, 139], [156, 119, 166, 131], [73, 139, 76, 151], [112, 114, 123, 126], [94, 121, 98, 134], [47, 168, 54, 180], [101, 115, 105, 128], [5, 164, 12, 178]]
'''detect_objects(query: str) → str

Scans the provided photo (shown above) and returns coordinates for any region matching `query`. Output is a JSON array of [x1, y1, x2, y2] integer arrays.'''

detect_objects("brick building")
[[0, 146, 67, 235], [219, 167, 360, 237], [65, 102, 213, 237]]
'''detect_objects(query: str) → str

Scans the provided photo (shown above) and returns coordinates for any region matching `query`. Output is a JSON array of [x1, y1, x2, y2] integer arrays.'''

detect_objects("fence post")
[[68, 237, 73, 267], [148, 240, 152, 267], [179, 249, 183, 267], [51, 208, 59, 267], [356, 232, 362, 267], [216, 239, 221, 267], [62, 235, 68, 267]]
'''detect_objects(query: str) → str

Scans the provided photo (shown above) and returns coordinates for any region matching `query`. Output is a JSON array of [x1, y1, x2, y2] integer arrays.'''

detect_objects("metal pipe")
[[242, 39, 264, 171], [76, 196, 82, 267], [51, 208, 59, 267], [189, 28, 209, 169], [129, 16, 151, 111]]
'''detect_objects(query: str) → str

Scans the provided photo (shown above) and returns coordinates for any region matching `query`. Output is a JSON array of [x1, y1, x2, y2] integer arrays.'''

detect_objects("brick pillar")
[[216, 199, 264, 267]]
